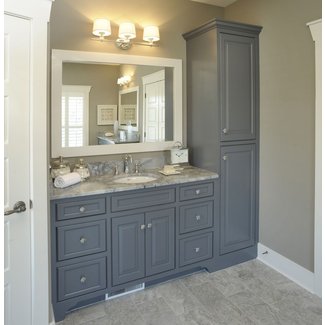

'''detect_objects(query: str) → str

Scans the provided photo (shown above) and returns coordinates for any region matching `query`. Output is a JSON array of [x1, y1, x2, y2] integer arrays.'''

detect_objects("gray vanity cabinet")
[[112, 214, 145, 285], [112, 208, 175, 285], [219, 32, 258, 141], [51, 177, 218, 322], [184, 19, 261, 266], [220, 144, 256, 254]]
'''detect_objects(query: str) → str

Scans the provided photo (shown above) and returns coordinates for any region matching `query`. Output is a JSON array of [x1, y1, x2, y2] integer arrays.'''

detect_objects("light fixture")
[[143, 26, 160, 45], [117, 75, 131, 86], [92, 19, 160, 50], [92, 18, 111, 41]]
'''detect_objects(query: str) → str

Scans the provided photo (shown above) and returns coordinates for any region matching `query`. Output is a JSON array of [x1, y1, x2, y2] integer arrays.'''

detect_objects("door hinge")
[[29, 200, 33, 209], [145, 93, 147, 99]]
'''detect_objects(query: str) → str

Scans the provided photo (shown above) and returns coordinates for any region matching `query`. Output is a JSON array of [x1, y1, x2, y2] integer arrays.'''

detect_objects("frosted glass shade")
[[92, 19, 111, 37], [119, 22, 136, 40], [143, 26, 160, 43]]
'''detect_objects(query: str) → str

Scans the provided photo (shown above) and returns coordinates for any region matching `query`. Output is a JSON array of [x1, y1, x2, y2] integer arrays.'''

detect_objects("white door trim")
[[307, 18, 322, 298]]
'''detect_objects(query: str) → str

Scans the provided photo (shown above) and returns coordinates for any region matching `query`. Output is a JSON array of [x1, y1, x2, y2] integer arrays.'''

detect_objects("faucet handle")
[[134, 161, 143, 174]]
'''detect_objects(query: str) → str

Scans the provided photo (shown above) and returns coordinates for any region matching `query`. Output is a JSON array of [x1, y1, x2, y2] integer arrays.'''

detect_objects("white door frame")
[[4, 0, 53, 323], [307, 19, 322, 298]]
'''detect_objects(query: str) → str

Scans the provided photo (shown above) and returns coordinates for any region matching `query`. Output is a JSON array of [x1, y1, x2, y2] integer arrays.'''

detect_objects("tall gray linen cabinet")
[[183, 19, 262, 267]]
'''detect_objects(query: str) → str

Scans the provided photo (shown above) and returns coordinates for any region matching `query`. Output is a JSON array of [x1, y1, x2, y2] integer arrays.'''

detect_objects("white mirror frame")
[[51, 49, 182, 158]]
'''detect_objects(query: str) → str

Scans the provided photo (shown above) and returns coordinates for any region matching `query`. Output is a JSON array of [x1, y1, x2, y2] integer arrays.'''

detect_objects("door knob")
[[4, 201, 26, 216]]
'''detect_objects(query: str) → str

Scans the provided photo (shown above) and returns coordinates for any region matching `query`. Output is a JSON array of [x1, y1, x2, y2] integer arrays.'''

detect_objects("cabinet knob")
[[222, 128, 228, 134], [195, 247, 200, 253], [140, 224, 146, 230], [222, 155, 228, 161], [195, 215, 201, 221], [80, 276, 87, 283], [80, 236, 87, 244], [79, 206, 86, 213], [195, 189, 201, 195], [147, 223, 152, 229]]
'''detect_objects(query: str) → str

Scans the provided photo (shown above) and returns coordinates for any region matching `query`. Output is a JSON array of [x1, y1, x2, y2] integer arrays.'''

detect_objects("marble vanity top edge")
[[49, 167, 218, 200]]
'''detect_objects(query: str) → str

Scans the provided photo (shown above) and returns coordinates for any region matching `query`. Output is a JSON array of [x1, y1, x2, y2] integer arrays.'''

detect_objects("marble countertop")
[[49, 166, 219, 200]]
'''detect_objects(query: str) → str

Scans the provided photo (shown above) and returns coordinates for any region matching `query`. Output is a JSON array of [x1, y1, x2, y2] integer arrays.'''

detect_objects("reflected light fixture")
[[117, 75, 131, 86], [92, 19, 160, 50]]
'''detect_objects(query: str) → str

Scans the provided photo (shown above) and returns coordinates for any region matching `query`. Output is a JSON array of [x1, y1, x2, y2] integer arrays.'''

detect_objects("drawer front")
[[179, 182, 214, 201], [179, 201, 213, 234], [111, 188, 175, 212], [57, 220, 106, 261], [179, 233, 213, 266], [58, 258, 106, 301], [56, 197, 106, 221]]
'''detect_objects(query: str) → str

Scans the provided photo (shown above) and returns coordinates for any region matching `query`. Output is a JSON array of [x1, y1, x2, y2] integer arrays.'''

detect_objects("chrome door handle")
[[4, 201, 26, 216]]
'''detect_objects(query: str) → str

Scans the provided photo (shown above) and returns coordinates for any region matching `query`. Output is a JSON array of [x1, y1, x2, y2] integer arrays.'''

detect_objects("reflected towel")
[[54, 172, 81, 188]]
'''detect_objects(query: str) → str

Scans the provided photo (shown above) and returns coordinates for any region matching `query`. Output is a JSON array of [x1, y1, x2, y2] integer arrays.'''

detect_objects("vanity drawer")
[[111, 188, 175, 212], [57, 257, 106, 301], [56, 197, 106, 221], [179, 232, 213, 266], [57, 220, 106, 261], [179, 201, 213, 234], [179, 182, 214, 201]]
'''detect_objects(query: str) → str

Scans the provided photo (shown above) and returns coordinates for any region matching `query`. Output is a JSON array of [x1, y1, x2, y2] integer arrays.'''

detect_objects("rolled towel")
[[54, 172, 81, 188]]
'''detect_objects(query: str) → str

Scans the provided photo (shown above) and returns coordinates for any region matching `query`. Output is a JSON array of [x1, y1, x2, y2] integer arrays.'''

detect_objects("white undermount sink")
[[113, 174, 157, 184]]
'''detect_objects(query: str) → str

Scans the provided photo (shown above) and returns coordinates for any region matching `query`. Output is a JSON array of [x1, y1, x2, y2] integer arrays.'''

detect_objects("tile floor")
[[57, 260, 322, 325]]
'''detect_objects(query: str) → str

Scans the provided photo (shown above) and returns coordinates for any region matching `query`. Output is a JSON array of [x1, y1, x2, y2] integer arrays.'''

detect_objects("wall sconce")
[[92, 19, 160, 50], [117, 76, 131, 86]]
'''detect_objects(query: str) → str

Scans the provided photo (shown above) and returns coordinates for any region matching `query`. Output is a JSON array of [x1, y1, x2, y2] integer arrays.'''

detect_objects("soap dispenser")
[[50, 156, 71, 179], [73, 158, 90, 181]]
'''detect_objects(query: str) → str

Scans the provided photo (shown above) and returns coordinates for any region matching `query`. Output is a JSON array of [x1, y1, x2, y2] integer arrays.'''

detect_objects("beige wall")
[[50, 0, 224, 145], [224, 0, 321, 271], [50, 0, 320, 271]]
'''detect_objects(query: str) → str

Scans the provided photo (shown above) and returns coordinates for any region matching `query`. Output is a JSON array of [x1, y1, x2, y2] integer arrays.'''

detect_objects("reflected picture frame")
[[97, 105, 117, 125]]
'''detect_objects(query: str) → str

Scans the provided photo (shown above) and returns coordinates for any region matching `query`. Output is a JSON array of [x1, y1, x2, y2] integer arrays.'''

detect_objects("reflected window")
[[61, 85, 91, 147]]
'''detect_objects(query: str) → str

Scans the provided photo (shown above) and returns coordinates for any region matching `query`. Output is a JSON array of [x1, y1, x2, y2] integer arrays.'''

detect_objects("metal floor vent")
[[105, 283, 145, 300]]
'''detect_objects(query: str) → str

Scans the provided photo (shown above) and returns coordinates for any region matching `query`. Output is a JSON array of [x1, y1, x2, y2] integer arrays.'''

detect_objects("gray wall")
[[224, 0, 321, 271]]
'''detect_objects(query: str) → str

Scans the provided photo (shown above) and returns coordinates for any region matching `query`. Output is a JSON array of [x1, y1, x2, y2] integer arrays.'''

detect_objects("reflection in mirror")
[[51, 50, 182, 157]]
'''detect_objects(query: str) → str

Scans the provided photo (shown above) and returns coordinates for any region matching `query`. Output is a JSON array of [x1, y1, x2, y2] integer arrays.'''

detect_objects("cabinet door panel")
[[146, 208, 175, 276], [112, 214, 145, 285], [220, 33, 257, 141], [220, 144, 256, 254]]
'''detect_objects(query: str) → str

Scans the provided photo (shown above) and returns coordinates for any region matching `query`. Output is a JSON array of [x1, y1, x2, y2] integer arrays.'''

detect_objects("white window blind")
[[61, 85, 91, 147]]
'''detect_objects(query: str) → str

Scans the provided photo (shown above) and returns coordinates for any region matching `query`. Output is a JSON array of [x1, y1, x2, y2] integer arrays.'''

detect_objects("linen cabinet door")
[[220, 144, 256, 254], [145, 208, 175, 276], [219, 32, 258, 141], [112, 214, 145, 285]]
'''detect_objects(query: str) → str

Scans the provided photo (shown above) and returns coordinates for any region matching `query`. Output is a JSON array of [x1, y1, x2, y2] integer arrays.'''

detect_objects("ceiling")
[[191, 0, 238, 7]]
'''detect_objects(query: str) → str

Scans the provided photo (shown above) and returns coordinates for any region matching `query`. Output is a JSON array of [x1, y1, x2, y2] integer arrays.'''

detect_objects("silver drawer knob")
[[140, 224, 146, 230], [222, 128, 228, 134], [195, 247, 200, 253], [222, 155, 228, 161], [195, 189, 201, 195], [147, 223, 152, 229], [196, 215, 201, 221], [79, 206, 86, 213], [80, 276, 87, 283], [80, 237, 87, 244]]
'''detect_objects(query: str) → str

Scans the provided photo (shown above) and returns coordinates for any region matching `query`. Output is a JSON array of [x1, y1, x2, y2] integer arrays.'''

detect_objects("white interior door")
[[4, 13, 32, 325], [143, 70, 165, 142]]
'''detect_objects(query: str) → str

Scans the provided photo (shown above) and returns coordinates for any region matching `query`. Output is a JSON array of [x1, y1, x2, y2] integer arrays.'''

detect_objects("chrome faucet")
[[123, 154, 133, 174]]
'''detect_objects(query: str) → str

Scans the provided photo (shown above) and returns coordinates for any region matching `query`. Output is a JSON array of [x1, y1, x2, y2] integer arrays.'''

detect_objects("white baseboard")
[[257, 243, 315, 294]]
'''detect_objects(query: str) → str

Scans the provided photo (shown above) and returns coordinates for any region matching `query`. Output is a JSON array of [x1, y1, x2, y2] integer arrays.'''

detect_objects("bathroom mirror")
[[51, 49, 182, 157]]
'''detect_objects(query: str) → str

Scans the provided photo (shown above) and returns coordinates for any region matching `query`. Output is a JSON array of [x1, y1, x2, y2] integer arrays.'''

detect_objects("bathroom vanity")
[[50, 167, 225, 321]]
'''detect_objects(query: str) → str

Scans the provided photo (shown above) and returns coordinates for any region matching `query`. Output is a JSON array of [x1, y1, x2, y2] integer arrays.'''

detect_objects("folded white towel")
[[54, 172, 81, 188]]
